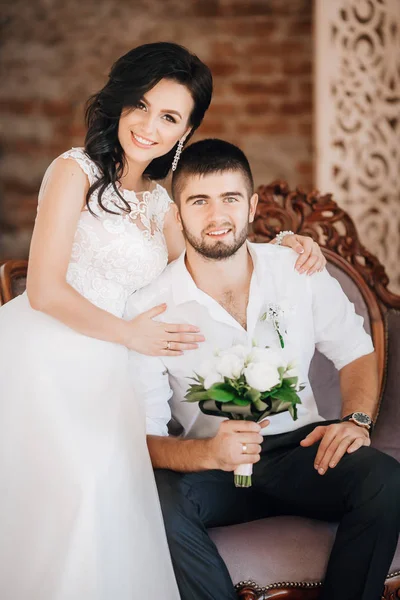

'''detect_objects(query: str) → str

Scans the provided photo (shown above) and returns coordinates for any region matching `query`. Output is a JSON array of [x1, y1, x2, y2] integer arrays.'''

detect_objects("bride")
[[0, 42, 325, 600]]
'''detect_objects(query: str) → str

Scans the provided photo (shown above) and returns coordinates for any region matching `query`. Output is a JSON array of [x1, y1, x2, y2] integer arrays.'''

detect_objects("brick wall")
[[0, 0, 313, 258]]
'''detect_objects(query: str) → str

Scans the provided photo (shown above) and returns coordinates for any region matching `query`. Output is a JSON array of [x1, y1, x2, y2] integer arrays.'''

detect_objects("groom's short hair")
[[171, 138, 254, 204]]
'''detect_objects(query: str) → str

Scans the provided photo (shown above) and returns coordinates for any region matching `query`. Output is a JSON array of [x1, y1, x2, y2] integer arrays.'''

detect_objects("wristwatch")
[[341, 412, 374, 434]]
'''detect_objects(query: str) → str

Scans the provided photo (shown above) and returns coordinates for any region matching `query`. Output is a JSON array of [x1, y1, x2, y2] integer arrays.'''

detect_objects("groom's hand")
[[300, 422, 370, 475], [207, 420, 268, 472]]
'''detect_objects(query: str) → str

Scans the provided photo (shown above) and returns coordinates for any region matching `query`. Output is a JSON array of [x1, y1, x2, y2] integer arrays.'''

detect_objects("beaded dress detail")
[[60, 148, 172, 317]]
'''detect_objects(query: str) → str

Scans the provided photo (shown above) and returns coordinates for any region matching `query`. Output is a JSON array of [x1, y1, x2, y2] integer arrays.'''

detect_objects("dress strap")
[[60, 147, 101, 187]]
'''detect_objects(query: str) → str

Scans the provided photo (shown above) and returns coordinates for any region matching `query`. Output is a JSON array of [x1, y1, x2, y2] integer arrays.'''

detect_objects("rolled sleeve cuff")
[[322, 334, 375, 371], [146, 418, 169, 437]]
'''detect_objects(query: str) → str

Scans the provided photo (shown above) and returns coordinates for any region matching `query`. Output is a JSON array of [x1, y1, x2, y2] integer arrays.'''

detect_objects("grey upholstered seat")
[[210, 263, 400, 588]]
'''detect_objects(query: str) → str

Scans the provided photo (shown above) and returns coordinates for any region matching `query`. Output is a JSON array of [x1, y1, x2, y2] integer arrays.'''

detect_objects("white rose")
[[284, 360, 299, 379], [204, 371, 224, 390], [248, 347, 287, 369], [244, 362, 281, 392], [219, 344, 249, 360], [196, 359, 216, 379], [215, 354, 244, 379]]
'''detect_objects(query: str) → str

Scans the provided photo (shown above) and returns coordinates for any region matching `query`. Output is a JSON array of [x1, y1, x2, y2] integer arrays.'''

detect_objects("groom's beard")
[[180, 220, 249, 260]]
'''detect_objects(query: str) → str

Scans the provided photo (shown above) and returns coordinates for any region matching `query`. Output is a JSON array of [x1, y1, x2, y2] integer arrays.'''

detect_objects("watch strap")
[[341, 413, 374, 434]]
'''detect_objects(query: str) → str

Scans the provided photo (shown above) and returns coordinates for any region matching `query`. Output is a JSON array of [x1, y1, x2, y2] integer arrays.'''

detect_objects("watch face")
[[353, 412, 371, 425]]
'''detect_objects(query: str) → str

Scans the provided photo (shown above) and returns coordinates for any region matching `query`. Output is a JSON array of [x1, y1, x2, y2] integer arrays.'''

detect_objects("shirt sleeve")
[[124, 287, 173, 436], [124, 289, 159, 321], [129, 351, 172, 436], [309, 268, 375, 370]]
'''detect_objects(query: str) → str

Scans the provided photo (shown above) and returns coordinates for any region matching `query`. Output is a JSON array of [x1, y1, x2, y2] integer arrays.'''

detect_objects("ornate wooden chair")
[[209, 182, 400, 599], [0, 183, 399, 598], [0, 259, 28, 306]]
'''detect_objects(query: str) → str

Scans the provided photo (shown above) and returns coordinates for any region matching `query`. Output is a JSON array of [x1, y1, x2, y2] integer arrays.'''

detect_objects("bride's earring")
[[171, 136, 186, 172]]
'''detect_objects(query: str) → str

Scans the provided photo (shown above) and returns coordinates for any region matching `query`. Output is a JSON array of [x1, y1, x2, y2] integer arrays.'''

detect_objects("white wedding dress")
[[0, 148, 180, 600]]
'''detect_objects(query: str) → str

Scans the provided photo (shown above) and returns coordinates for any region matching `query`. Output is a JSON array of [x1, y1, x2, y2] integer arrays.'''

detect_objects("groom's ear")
[[249, 193, 258, 224], [174, 203, 184, 230]]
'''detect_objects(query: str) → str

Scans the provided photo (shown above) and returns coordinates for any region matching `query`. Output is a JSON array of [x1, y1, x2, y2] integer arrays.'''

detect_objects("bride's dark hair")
[[84, 42, 213, 214]]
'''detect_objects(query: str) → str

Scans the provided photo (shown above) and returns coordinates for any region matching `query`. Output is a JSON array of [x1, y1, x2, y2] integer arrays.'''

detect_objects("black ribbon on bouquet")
[[199, 398, 296, 422]]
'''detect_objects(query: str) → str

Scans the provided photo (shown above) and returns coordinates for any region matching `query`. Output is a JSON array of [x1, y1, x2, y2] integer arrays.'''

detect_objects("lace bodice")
[[57, 148, 172, 317]]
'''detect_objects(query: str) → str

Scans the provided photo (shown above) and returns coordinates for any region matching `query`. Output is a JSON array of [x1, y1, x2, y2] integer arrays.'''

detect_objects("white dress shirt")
[[125, 243, 374, 439]]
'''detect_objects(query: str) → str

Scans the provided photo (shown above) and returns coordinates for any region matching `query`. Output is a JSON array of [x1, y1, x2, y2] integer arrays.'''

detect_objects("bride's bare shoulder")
[[39, 151, 90, 197]]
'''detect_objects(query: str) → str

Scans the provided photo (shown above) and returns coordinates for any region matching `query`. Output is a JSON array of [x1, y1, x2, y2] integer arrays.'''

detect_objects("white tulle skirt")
[[0, 293, 179, 600]]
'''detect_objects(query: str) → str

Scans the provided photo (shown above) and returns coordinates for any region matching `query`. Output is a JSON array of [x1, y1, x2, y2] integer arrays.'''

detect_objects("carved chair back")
[[249, 181, 399, 424], [0, 260, 28, 307]]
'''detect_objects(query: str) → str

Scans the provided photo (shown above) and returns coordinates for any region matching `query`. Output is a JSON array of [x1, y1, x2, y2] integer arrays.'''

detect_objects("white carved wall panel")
[[315, 0, 400, 293]]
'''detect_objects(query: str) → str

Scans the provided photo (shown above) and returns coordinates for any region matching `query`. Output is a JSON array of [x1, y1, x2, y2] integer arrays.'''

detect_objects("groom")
[[126, 139, 400, 600]]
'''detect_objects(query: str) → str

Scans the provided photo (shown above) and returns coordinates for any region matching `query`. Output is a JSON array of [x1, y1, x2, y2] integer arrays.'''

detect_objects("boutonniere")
[[260, 301, 296, 349]]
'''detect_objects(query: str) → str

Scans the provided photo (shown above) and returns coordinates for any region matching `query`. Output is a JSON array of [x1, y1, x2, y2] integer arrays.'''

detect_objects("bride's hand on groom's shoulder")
[[125, 303, 205, 356], [279, 233, 327, 276]]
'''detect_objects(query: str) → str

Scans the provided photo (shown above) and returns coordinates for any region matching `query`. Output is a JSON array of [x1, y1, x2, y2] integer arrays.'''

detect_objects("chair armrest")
[[372, 309, 400, 462]]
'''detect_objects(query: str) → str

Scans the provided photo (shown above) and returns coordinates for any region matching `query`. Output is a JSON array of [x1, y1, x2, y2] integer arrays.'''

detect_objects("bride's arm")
[[27, 157, 131, 344], [27, 158, 202, 355]]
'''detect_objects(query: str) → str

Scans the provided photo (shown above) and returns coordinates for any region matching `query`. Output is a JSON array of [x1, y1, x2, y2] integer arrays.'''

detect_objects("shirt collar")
[[169, 242, 273, 337], [170, 241, 264, 308], [170, 251, 201, 307], [247, 241, 264, 282]]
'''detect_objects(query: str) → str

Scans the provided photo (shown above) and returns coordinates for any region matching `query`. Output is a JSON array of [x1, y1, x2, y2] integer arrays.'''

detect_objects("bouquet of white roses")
[[185, 344, 304, 487]]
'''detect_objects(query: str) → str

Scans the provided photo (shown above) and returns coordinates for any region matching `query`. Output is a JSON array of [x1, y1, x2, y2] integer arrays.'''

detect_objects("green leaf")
[[193, 373, 205, 385], [217, 382, 238, 393], [282, 376, 298, 388], [288, 403, 298, 420], [278, 366, 286, 378], [231, 396, 251, 406], [187, 383, 207, 393], [278, 331, 285, 349], [270, 386, 299, 404], [185, 390, 210, 402], [207, 383, 237, 403]]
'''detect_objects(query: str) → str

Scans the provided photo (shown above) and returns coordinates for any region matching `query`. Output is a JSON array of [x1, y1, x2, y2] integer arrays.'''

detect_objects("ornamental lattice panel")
[[315, 0, 400, 293]]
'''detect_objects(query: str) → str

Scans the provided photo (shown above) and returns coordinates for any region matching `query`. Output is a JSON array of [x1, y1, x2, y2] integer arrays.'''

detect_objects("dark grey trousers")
[[155, 421, 400, 600]]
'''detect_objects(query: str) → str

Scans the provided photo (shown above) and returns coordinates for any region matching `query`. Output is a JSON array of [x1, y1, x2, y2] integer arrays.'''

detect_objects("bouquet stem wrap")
[[234, 463, 253, 488]]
